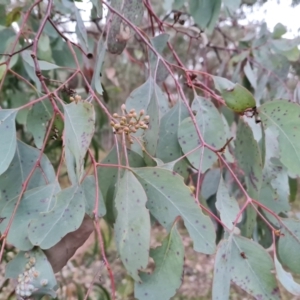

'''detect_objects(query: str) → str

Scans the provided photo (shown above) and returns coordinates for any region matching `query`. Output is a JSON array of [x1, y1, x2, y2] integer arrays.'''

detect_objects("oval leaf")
[[28, 185, 85, 249], [114, 170, 151, 281], [134, 226, 184, 300], [64, 101, 95, 182], [0, 109, 17, 175], [258, 100, 300, 177], [133, 167, 216, 254]]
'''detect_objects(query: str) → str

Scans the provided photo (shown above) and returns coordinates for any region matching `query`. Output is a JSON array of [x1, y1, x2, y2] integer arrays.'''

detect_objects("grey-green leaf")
[[91, 36, 106, 95], [278, 218, 300, 274], [6, 248, 57, 298], [149, 33, 170, 83], [114, 170, 150, 281], [0, 140, 56, 212], [82, 175, 106, 218], [0, 184, 58, 250], [235, 119, 262, 199], [0, 109, 17, 175], [189, 0, 221, 31], [156, 101, 189, 163], [134, 226, 184, 300], [230, 235, 280, 299], [275, 254, 300, 296], [27, 100, 53, 149], [258, 100, 300, 177], [28, 185, 85, 249], [178, 96, 227, 173], [64, 101, 95, 182], [133, 167, 216, 254], [216, 177, 241, 230], [212, 239, 232, 300]]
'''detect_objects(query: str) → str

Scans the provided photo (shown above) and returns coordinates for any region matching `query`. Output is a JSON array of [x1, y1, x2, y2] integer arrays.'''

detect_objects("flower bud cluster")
[[70, 94, 82, 104], [110, 104, 150, 144]]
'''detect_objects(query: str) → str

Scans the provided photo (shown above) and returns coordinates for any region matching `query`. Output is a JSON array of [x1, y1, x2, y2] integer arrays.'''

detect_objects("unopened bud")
[[113, 113, 118, 118], [139, 109, 145, 116], [143, 115, 150, 121], [129, 108, 135, 113], [121, 104, 126, 111], [70, 96, 75, 102]]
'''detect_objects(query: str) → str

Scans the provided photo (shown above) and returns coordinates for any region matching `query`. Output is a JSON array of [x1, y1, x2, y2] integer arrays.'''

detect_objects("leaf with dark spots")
[[0, 140, 57, 213], [64, 102, 95, 183], [230, 235, 280, 300], [0, 184, 58, 250], [134, 225, 184, 300], [259, 100, 300, 177], [178, 96, 227, 173], [27, 100, 53, 149], [133, 167, 216, 254], [28, 185, 85, 249], [114, 170, 150, 281], [0, 109, 17, 175], [212, 239, 232, 300], [278, 218, 300, 274], [235, 119, 262, 200]]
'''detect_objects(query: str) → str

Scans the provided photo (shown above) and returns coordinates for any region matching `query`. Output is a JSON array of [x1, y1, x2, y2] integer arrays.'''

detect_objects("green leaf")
[[230, 235, 280, 299], [144, 85, 160, 160], [201, 168, 221, 200], [91, 0, 102, 17], [134, 226, 184, 300], [27, 100, 53, 149], [75, 6, 88, 53], [91, 36, 106, 95], [149, 33, 170, 83], [6, 248, 57, 298], [28, 185, 86, 249], [156, 101, 189, 163], [272, 23, 287, 39], [133, 167, 216, 254], [22, 59, 41, 92], [235, 119, 262, 199], [216, 177, 241, 230], [0, 109, 17, 175], [178, 96, 227, 173], [0, 140, 56, 211], [289, 176, 297, 202], [64, 101, 95, 182], [223, 0, 241, 13], [114, 170, 150, 281], [38, 34, 50, 53], [5, 6, 21, 27], [278, 218, 300, 274], [98, 145, 146, 200], [275, 254, 300, 296], [0, 184, 58, 250], [259, 128, 290, 219], [82, 175, 106, 218], [21, 50, 61, 70], [189, 0, 221, 31], [243, 60, 257, 89], [212, 76, 256, 113], [126, 77, 153, 113], [258, 100, 300, 177], [212, 239, 232, 300]]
